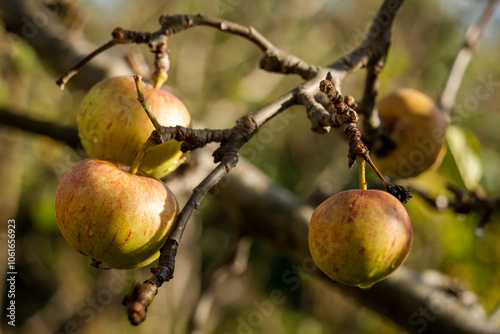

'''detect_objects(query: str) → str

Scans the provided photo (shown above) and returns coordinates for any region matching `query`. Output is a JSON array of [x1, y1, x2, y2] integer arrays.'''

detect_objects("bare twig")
[[413, 184, 500, 232], [357, 67, 382, 141], [187, 232, 250, 333], [55, 13, 320, 89], [158, 14, 318, 80], [55, 40, 118, 89], [440, 0, 500, 114], [325, 0, 404, 77]]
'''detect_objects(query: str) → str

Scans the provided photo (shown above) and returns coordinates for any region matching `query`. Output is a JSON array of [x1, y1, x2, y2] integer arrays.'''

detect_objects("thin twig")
[[357, 67, 382, 141], [440, 0, 500, 114], [56, 14, 320, 89], [187, 232, 250, 333], [55, 40, 118, 89], [158, 14, 318, 80], [413, 184, 500, 232]]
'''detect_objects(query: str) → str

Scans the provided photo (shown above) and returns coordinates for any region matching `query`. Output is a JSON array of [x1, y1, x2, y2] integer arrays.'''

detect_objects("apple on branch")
[[308, 189, 413, 289], [55, 157, 179, 269], [370, 88, 448, 180], [77, 76, 192, 179]]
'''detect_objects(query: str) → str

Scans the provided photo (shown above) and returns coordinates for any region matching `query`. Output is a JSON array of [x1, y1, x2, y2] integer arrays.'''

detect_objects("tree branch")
[[412, 185, 500, 233], [54, 12, 320, 88], [158, 13, 319, 80], [439, 0, 500, 114], [120, 0, 410, 322], [0, 0, 132, 90], [0, 108, 80, 148], [357, 67, 382, 141]]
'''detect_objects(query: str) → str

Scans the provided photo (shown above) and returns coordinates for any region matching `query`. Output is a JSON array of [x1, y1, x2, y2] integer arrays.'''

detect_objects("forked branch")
[[51, 0, 408, 326], [55, 13, 319, 89]]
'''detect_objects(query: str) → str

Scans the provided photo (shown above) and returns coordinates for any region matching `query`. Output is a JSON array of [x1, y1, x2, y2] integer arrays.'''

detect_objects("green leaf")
[[442, 125, 483, 190]]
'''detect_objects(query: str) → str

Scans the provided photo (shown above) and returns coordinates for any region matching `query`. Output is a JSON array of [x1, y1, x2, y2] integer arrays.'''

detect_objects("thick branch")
[[0, 0, 132, 90], [357, 67, 383, 141], [157, 126, 233, 152], [326, 0, 404, 76], [0, 108, 80, 148]]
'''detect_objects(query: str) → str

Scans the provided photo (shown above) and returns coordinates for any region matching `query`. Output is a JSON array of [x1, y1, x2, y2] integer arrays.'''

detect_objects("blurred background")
[[1, 0, 499, 333]]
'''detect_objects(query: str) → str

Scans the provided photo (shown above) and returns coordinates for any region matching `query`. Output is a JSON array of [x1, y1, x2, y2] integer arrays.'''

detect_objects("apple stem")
[[153, 71, 168, 89], [133, 75, 163, 132], [357, 156, 367, 190], [129, 137, 158, 175]]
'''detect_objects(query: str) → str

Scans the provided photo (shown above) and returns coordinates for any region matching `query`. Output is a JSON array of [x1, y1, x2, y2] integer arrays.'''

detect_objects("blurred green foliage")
[[1, 0, 500, 333]]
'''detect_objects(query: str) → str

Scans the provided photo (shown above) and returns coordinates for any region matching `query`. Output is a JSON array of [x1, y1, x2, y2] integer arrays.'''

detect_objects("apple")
[[55, 157, 178, 269], [308, 189, 413, 288], [77, 76, 191, 179], [370, 88, 448, 180]]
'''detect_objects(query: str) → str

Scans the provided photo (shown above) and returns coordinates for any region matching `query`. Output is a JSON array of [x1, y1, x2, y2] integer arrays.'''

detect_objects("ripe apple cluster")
[[55, 77, 191, 269]]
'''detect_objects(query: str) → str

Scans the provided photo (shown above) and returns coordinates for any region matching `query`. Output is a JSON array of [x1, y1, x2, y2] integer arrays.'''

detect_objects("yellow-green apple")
[[370, 89, 448, 180], [55, 157, 178, 269], [308, 189, 413, 288], [77, 76, 191, 178]]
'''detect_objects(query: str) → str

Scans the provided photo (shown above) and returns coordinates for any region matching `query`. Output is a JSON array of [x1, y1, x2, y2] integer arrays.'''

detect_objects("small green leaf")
[[443, 125, 483, 190]]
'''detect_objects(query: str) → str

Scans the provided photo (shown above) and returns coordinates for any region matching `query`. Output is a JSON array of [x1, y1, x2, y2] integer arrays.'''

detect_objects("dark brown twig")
[[413, 184, 499, 232], [55, 40, 118, 89]]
